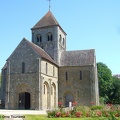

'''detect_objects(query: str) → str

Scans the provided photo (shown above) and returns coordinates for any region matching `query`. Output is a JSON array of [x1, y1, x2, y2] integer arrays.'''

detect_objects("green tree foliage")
[[97, 62, 120, 104], [97, 62, 113, 103], [109, 76, 120, 104]]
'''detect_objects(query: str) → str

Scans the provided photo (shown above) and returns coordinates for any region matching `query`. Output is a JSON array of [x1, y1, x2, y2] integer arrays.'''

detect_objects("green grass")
[[0, 115, 4, 120], [25, 115, 120, 120]]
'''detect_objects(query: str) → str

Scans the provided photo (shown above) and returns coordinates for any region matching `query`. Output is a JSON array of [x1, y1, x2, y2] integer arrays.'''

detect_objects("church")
[[1, 10, 99, 110]]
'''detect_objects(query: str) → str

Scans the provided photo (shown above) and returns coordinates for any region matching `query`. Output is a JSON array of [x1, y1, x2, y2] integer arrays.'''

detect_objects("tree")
[[109, 76, 120, 104], [97, 62, 113, 103]]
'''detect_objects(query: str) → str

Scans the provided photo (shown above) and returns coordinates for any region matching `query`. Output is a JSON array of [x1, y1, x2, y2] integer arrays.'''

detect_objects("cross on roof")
[[47, 0, 51, 11]]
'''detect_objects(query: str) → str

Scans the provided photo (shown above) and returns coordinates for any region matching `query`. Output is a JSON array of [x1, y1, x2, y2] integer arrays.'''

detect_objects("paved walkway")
[[0, 109, 47, 120]]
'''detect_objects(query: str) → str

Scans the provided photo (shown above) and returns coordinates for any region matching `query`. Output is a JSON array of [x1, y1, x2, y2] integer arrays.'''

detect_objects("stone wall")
[[32, 26, 66, 65], [58, 65, 98, 106], [5, 40, 40, 109], [40, 60, 58, 109]]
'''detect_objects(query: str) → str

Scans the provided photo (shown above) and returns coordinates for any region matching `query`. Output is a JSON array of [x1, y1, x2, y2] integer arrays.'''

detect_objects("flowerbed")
[[47, 102, 120, 119]]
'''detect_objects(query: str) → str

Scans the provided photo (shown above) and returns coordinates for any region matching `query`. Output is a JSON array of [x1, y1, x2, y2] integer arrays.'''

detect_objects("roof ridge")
[[32, 11, 59, 29], [24, 38, 57, 65], [66, 49, 95, 52], [24, 38, 47, 53]]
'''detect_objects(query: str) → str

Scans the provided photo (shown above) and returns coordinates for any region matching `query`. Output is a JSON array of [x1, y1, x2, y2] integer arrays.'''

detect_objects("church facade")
[[1, 11, 99, 110]]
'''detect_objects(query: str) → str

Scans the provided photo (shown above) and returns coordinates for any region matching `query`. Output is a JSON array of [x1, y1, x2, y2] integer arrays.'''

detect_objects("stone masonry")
[[1, 10, 99, 110]]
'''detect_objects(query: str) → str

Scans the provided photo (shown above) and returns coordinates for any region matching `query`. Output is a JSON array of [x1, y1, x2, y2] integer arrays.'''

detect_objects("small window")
[[48, 35, 50, 41], [37, 36, 39, 42], [40, 36, 42, 42], [22, 62, 25, 73], [36, 34, 42, 42], [47, 33, 53, 41], [63, 38, 64, 46], [51, 86, 53, 95], [44, 85, 45, 94], [80, 71, 82, 80], [50, 34, 52, 41], [53, 66, 55, 76], [66, 71, 68, 81], [46, 63, 48, 74], [59, 35, 62, 43]]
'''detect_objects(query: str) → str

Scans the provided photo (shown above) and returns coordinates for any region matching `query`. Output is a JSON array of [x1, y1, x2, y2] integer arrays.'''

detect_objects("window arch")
[[47, 33, 53, 41], [66, 71, 68, 81], [53, 66, 55, 76], [44, 84, 46, 94], [36, 34, 42, 42], [59, 34, 62, 43], [22, 62, 25, 73], [46, 63, 48, 74], [80, 71, 82, 80], [63, 38, 65, 46]]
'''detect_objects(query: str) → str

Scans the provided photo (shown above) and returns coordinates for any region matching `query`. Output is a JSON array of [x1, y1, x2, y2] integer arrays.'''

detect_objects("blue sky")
[[0, 0, 120, 74]]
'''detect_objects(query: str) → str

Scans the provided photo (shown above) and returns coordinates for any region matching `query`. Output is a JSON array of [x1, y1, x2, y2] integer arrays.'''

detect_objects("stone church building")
[[1, 10, 99, 110]]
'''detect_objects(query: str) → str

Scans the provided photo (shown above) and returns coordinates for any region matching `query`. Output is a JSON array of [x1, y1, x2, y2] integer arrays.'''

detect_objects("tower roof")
[[31, 11, 66, 34]]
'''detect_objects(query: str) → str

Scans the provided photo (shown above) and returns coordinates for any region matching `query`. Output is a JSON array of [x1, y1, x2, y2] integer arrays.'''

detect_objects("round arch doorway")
[[19, 92, 30, 109], [65, 93, 74, 107]]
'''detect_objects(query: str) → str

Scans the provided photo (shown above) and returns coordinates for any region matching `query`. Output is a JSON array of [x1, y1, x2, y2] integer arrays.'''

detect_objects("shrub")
[[47, 110, 56, 118], [90, 105, 104, 110], [55, 112, 61, 117], [96, 111, 102, 117], [75, 111, 82, 117]]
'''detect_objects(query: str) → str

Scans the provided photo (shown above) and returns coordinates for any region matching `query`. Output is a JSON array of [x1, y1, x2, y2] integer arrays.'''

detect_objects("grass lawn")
[[25, 115, 120, 120], [0, 115, 4, 120]]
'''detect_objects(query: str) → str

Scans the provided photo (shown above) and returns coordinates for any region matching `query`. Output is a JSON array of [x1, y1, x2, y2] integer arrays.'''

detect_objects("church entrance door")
[[65, 93, 73, 107], [19, 92, 30, 109]]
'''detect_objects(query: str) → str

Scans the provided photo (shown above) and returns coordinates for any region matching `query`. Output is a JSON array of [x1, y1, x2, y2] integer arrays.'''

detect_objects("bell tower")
[[31, 11, 67, 64]]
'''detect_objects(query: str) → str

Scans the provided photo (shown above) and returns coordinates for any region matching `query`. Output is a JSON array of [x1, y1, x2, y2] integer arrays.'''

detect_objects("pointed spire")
[[32, 11, 60, 29], [31, 11, 66, 35]]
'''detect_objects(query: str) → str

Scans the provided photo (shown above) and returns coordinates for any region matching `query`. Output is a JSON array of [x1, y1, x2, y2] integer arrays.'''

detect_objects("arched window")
[[80, 71, 82, 80], [44, 85, 46, 94], [59, 35, 62, 43], [47, 33, 53, 41], [51, 85, 53, 95], [53, 66, 55, 76], [63, 38, 64, 46], [46, 63, 48, 74], [22, 62, 25, 73], [36, 34, 42, 42], [66, 71, 68, 81]]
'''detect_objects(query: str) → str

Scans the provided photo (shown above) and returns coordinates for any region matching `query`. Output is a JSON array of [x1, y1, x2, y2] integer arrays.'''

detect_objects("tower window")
[[66, 71, 68, 81], [22, 62, 25, 73], [63, 38, 65, 46], [53, 66, 55, 76], [59, 35, 62, 43], [46, 63, 48, 74], [47, 33, 53, 41], [80, 71, 82, 80], [36, 34, 42, 42]]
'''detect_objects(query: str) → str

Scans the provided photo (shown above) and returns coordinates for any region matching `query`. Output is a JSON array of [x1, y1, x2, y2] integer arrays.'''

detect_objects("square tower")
[[31, 11, 67, 65]]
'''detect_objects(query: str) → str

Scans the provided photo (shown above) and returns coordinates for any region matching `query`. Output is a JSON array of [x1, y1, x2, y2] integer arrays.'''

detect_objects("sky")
[[0, 0, 120, 75]]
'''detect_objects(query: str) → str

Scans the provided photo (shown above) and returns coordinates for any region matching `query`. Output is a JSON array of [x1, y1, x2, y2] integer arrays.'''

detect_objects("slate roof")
[[60, 50, 95, 66], [24, 38, 57, 65], [31, 11, 66, 34], [2, 62, 7, 70]]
